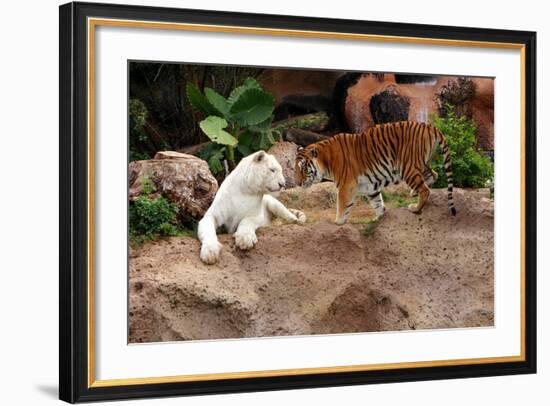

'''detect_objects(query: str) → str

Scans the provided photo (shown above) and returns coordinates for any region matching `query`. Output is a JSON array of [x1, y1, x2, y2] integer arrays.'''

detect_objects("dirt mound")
[[129, 184, 494, 343], [313, 284, 413, 333]]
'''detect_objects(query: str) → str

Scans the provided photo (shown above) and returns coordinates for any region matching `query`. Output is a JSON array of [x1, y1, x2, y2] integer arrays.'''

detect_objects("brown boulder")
[[268, 141, 299, 188], [129, 151, 218, 221]]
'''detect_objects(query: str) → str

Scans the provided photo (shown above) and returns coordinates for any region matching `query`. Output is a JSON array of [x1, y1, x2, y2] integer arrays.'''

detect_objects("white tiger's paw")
[[200, 240, 223, 265], [289, 209, 306, 224], [234, 231, 258, 250]]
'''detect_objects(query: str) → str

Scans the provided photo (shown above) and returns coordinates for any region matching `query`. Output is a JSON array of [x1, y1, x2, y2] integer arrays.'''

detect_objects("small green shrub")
[[129, 98, 151, 162], [431, 104, 493, 188], [141, 176, 156, 195], [129, 177, 197, 244], [129, 196, 180, 241]]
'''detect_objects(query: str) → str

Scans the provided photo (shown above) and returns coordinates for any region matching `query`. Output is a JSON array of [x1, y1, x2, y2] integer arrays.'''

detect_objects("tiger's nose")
[[278, 181, 285, 189]]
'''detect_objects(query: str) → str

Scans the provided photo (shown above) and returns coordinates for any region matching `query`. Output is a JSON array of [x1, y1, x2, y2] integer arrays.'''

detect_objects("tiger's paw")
[[407, 203, 422, 214], [334, 217, 347, 225], [290, 209, 306, 224]]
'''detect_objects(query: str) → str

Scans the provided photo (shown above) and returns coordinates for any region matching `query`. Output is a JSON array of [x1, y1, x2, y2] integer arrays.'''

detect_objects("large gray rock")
[[129, 151, 218, 221]]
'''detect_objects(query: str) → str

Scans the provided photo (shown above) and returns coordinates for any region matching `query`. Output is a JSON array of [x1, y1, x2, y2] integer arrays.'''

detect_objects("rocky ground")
[[129, 183, 494, 343]]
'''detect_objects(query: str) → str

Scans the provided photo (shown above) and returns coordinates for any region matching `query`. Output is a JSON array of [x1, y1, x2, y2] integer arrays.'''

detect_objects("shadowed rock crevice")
[[369, 86, 411, 124]]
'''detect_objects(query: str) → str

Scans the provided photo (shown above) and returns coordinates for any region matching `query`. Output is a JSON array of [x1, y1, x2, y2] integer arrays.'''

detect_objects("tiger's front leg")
[[233, 216, 262, 250], [335, 183, 358, 225]]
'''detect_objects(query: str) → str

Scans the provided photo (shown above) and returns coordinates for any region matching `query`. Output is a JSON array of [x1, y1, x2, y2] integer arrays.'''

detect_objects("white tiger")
[[198, 150, 306, 264]]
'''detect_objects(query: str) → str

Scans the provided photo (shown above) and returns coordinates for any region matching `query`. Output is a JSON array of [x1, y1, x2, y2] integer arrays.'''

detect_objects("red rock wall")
[[258, 68, 494, 150], [345, 75, 494, 150]]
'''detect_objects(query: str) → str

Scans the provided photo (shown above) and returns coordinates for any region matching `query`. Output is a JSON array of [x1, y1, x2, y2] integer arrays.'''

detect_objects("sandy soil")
[[129, 183, 494, 343]]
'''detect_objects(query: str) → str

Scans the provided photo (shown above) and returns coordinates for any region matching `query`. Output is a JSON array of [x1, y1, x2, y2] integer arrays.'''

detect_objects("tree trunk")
[[271, 112, 330, 135], [178, 142, 210, 155], [283, 128, 330, 146]]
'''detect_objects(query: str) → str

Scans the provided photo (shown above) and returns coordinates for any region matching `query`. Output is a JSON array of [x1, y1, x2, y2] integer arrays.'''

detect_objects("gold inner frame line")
[[87, 17, 527, 388]]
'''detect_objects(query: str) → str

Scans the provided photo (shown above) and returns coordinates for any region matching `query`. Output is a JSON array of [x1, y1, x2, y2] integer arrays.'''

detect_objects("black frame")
[[59, 1, 537, 403]]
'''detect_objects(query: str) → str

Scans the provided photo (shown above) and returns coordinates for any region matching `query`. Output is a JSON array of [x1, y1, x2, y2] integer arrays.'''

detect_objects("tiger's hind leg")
[[410, 167, 437, 196], [424, 167, 438, 187], [404, 171, 430, 214], [335, 183, 358, 225], [367, 191, 385, 219]]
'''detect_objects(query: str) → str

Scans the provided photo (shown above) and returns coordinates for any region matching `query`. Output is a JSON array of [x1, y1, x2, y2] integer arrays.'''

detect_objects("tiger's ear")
[[254, 150, 266, 162], [309, 147, 318, 158]]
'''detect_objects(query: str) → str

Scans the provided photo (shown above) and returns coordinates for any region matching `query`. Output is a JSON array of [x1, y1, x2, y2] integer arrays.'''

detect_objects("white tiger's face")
[[245, 150, 286, 194]]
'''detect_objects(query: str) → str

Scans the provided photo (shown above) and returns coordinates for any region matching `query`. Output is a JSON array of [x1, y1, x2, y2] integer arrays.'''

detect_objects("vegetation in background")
[[187, 77, 279, 174], [129, 177, 196, 244], [128, 63, 266, 161], [431, 104, 493, 189], [129, 99, 152, 162]]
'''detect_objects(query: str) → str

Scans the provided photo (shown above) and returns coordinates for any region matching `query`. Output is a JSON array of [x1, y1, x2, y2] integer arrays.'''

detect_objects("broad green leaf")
[[227, 85, 249, 107], [242, 77, 262, 90], [236, 143, 252, 157], [227, 77, 262, 107], [185, 82, 220, 116], [204, 88, 230, 118], [238, 130, 254, 147], [248, 115, 273, 133], [199, 116, 238, 146], [229, 88, 275, 127]]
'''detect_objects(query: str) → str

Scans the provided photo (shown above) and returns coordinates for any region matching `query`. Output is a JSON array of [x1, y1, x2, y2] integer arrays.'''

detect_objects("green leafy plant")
[[431, 104, 493, 189], [141, 176, 156, 195], [129, 195, 180, 242], [129, 98, 151, 162], [186, 77, 278, 174]]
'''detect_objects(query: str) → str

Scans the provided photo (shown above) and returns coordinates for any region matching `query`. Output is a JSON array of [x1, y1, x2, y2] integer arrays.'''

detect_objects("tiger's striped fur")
[[295, 121, 456, 225]]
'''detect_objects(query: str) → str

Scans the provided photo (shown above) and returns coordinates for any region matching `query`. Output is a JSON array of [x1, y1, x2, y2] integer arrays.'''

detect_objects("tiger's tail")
[[435, 128, 456, 216]]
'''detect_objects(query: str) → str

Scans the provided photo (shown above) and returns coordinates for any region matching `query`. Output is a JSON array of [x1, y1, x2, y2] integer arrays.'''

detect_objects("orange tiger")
[[295, 121, 456, 225]]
